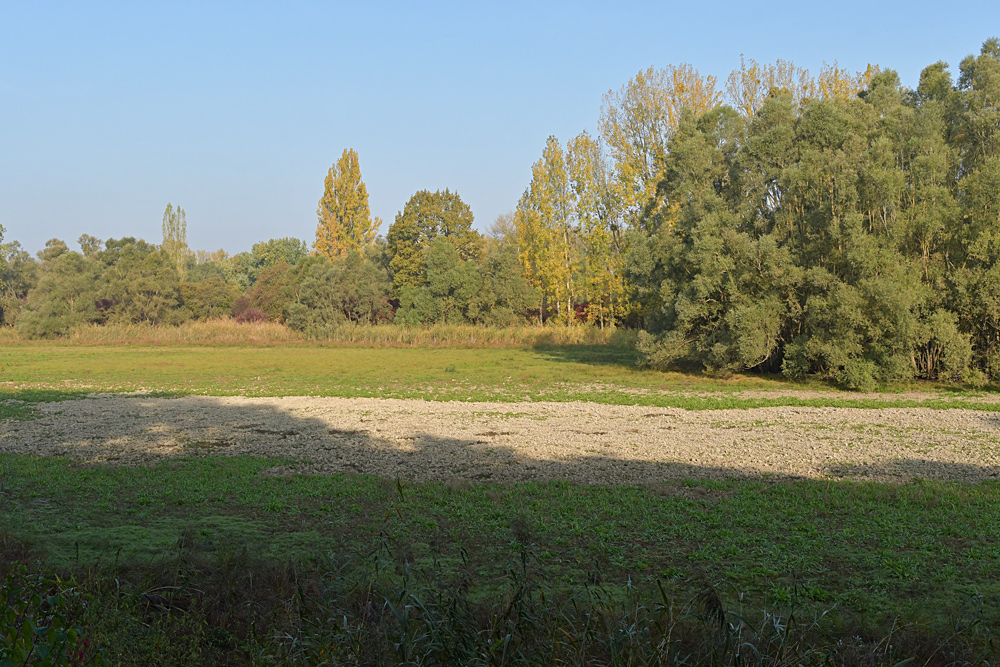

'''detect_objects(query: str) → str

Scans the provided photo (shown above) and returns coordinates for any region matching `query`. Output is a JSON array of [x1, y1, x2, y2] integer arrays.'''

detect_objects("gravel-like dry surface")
[[2, 395, 999, 484]]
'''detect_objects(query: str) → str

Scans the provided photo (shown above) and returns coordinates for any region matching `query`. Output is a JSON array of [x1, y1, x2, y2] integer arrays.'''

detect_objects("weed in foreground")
[[2, 534, 995, 666]]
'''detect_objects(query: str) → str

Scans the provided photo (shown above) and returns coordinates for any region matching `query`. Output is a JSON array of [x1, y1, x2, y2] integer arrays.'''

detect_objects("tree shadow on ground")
[[2, 394, 999, 484], [531, 344, 640, 369]]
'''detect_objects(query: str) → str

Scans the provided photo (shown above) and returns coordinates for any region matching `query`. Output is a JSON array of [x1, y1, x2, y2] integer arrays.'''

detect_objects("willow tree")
[[315, 149, 381, 259]]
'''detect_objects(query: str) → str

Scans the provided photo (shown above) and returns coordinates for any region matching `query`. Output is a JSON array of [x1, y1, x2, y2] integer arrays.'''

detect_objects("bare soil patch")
[[2, 395, 999, 484]]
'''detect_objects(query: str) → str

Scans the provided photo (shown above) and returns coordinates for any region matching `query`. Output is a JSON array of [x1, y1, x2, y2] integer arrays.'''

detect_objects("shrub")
[[0, 565, 105, 666], [839, 358, 879, 392]]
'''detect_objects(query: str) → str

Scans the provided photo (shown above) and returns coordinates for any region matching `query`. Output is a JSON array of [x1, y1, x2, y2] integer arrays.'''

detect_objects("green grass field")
[[1, 343, 996, 410], [1, 343, 999, 664]]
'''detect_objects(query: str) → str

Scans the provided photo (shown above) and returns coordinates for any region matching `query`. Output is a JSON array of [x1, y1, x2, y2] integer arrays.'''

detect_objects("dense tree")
[[217, 237, 309, 289], [0, 226, 38, 326], [315, 149, 381, 259], [97, 238, 185, 325], [239, 261, 293, 321], [78, 234, 103, 258], [628, 42, 1000, 387], [37, 238, 69, 262], [17, 250, 102, 338], [285, 252, 393, 335], [395, 238, 483, 325], [180, 278, 238, 320], [386, 189, 482, 292]]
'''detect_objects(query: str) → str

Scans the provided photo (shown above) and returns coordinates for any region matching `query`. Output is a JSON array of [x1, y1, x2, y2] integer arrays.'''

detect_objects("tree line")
[[2, 40, 999, 386]]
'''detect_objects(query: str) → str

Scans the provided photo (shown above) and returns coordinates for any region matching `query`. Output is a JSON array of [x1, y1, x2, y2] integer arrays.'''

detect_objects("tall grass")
[[0, 319, 637, 348], [6, 537, 992, 666]]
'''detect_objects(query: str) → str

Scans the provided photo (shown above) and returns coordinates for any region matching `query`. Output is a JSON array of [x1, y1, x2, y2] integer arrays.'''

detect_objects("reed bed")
[[0, 320, 637, 347]]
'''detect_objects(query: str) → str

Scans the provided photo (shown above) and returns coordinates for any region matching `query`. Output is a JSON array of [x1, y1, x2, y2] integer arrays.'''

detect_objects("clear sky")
[[3, 1, 998, 256]]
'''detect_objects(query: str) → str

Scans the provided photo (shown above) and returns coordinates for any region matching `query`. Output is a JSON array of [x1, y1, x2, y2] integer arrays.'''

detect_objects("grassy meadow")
[[1, 336, 998, 411], [2, 335, 999, 664]]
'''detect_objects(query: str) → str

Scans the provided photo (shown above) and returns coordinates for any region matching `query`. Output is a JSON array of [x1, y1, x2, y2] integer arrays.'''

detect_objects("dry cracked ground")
[[2, 395, 1000, 484]]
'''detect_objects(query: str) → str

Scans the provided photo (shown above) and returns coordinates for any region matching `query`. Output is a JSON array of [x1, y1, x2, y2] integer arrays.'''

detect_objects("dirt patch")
[[1, 395, 999, 484]]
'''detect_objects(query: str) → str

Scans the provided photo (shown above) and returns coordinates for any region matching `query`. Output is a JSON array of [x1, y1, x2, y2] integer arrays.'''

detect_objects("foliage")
[[0, 226, 38, 327], [96, 238, 184, 326], [629, 41, 1000, 385], [516, 134, 628, 326], [386, 189, 482, 293], [17, 238, 184, 338], [599, 64, 722, 227], [161, 203, 188, 280], [179, 278, 238, 321], [285, 252, 393, 335], [314, 148, 381, 259], [15, 251, 102, 338], [0, 565, 105, 666]]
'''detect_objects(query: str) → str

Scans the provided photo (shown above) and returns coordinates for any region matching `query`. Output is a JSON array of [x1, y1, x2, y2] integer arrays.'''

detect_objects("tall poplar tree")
[[568, 132, 628, 327], [161, 203, 188, 279], [516, 136, 577, 323], [315, 149, 381, 259]]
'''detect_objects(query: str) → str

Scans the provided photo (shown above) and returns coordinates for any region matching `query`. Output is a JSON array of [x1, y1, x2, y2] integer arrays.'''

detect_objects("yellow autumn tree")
[[515, 136, 577, 324], [314, 149, 381, 259], [567, 131, 628, 328], [599, 64, 722, 228], [727, 56, 880, 116], [726, 56, 814, 116]]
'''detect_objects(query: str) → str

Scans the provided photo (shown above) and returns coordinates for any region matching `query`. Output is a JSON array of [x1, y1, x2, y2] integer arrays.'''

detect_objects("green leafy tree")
[[386, 189, 482, 293], [285, 252, 392, 335], [96, 238, 186, 325], [180, 277, 239, 320], [0, 227, 38, 326], [17, 250, 102, 338], [395, 238, 483, 325]]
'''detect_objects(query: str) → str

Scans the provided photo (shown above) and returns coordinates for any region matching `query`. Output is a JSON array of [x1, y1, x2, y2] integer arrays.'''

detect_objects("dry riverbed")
[[2, 395, 999, 484]]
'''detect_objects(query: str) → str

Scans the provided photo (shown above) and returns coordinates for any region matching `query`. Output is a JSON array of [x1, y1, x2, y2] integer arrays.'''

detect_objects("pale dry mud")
[[1, 395, 999, 484]]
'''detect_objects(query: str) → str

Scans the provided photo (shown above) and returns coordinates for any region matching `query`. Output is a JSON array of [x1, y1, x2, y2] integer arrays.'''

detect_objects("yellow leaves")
[[315, 148, 380, 260], [600, 64, 722, 222], [726, 55, 813, 116], [516, 132, 631, 326], [726, 56, 881, 117]]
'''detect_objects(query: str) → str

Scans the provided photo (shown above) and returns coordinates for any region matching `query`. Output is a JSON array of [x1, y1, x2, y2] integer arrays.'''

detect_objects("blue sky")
[[2, 1, 998, 256]]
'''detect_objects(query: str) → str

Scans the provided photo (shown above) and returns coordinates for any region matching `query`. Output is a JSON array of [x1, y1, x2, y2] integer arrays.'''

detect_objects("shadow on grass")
[[531, 343, 640, 369], [2, 395, 1000, 665]]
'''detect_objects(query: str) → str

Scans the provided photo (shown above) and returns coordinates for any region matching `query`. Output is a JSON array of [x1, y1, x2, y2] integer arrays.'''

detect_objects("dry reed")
[[0, 319, 637, 348]]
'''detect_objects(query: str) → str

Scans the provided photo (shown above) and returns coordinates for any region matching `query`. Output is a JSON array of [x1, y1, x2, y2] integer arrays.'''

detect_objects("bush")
[[839, 358, 879, 392], [1, 565, 105, 666]]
